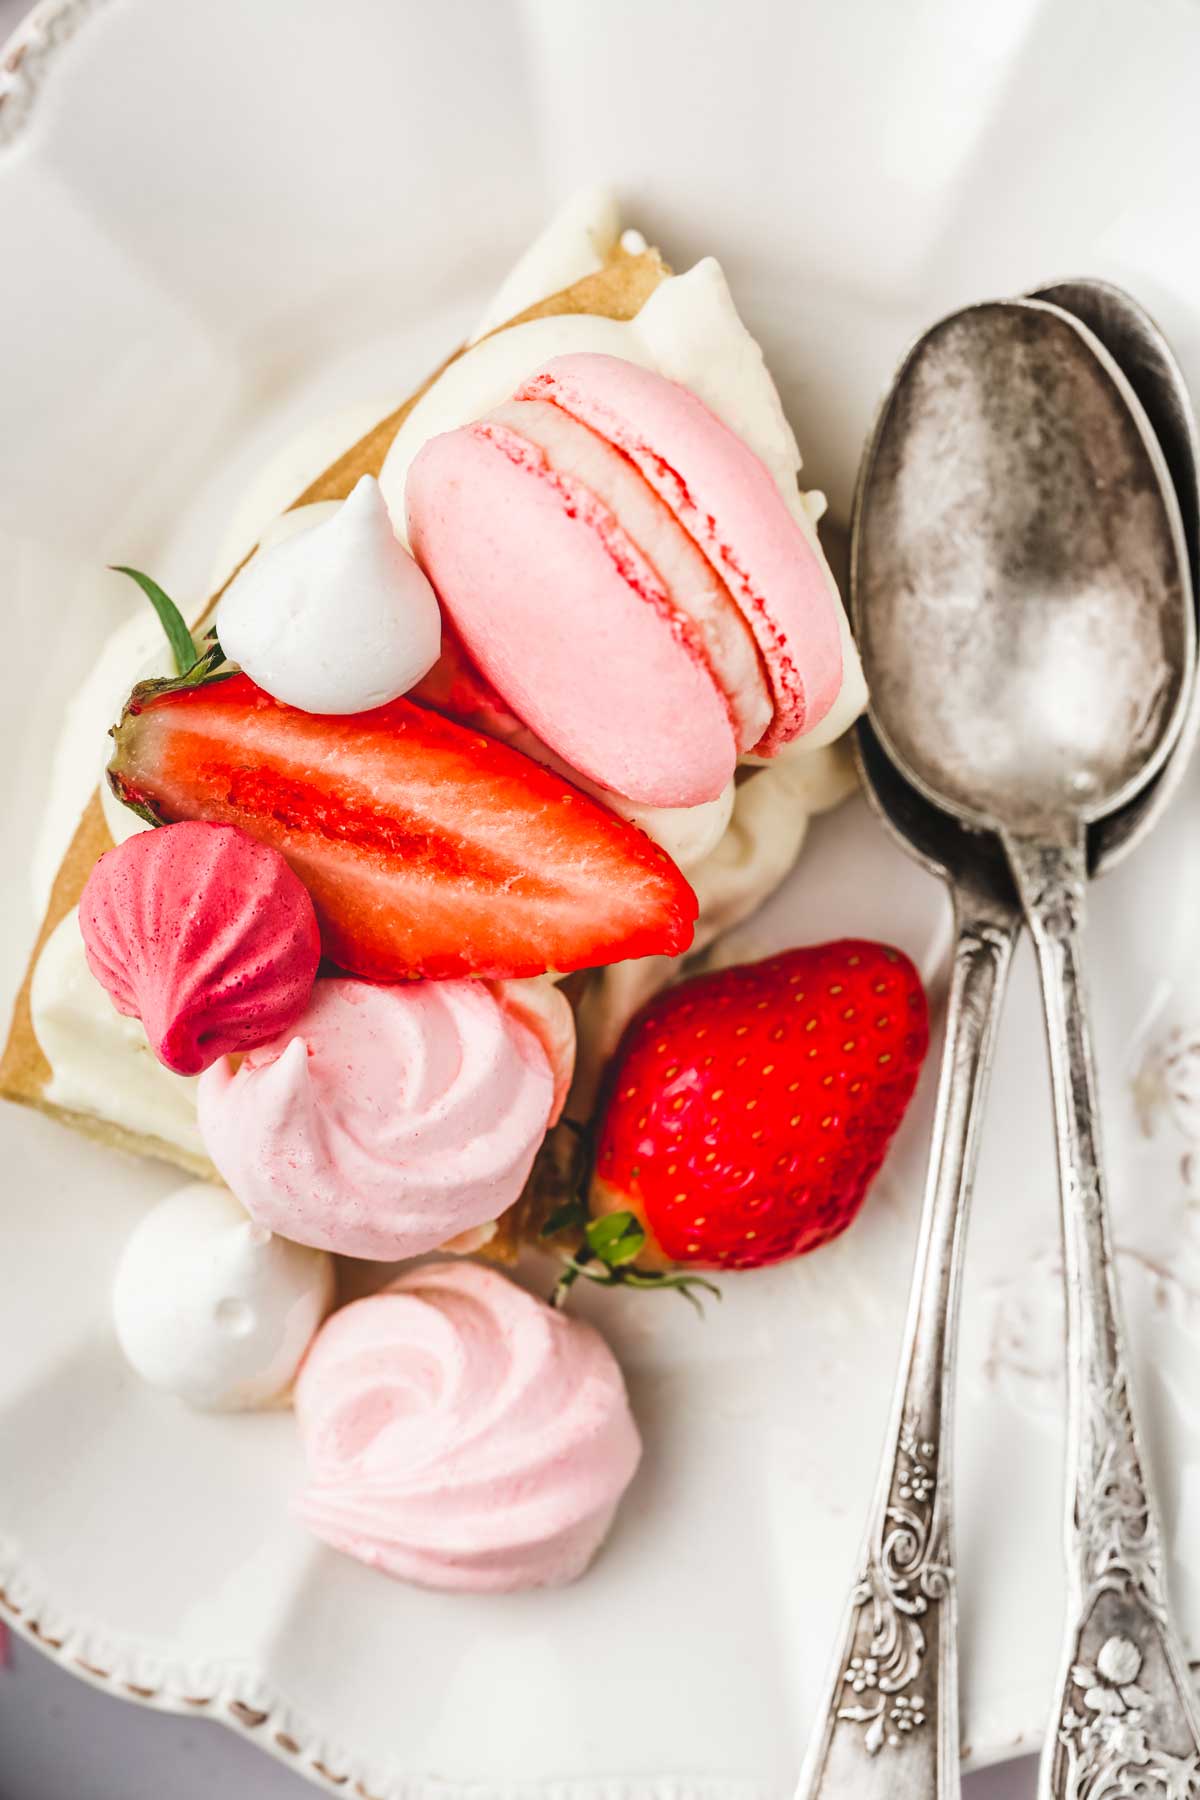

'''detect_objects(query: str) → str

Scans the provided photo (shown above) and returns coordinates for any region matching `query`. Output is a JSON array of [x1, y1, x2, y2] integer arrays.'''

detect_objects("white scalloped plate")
[[3, 2, 1200, 1796]]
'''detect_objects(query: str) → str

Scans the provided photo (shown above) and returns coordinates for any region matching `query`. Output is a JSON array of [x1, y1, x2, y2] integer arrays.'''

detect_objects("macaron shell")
[[518, 353, 845, 752], [407, 424, 738, 807], [487, 397, 771, 754]]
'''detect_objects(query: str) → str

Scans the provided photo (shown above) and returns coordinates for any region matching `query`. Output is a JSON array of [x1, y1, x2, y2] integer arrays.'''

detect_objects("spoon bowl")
[[855, 300, 1192, 839], [1030, 280, 1200, 870], [855, 279, 1199, 892]]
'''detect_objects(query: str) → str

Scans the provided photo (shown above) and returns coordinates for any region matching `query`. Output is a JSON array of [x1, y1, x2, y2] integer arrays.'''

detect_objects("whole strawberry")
[[590, 941, 929, 1270]]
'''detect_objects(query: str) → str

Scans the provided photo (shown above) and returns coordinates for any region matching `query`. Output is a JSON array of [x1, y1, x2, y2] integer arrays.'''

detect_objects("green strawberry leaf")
[[120, 640, 234, 711], [110, 565, 198, 678], [585, 1210, 646, 1268], [534, 1125, 719, 1318], [170, 639, 230, 689]]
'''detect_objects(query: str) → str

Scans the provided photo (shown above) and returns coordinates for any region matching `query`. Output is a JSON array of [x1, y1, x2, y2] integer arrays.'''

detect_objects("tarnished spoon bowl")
[[855, 299, 1191, 839], [859, 281, 1199, 890], [1030, 280, 1200, 870]]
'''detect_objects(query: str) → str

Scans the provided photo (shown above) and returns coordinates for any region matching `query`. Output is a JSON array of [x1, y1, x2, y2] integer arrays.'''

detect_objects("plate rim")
[[1, 1538, 779, 1800], [0, 0, 111, 148]]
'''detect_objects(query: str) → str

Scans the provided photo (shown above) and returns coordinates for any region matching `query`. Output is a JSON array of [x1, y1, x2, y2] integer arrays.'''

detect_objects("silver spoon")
[[797, 291, 1199, 1800], [855, 297, 1197, 1800], [1031, 281, 1200, 877]]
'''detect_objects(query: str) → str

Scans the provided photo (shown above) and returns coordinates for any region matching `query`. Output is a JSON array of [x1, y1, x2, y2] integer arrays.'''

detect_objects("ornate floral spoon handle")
[[1005, 830, 1200, 1800], [796, 873, 1020, 1800]]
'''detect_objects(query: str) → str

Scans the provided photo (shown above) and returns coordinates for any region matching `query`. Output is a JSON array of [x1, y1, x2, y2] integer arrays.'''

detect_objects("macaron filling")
[[484, 398, 772, 754], [518, 355, 845, 751], [408, 424, 741, 805]]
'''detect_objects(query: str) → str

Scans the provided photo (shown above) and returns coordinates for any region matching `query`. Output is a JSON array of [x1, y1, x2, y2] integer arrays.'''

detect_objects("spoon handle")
[[796, 875, 1019, 1800], [1005, 831, 1200, 1800]]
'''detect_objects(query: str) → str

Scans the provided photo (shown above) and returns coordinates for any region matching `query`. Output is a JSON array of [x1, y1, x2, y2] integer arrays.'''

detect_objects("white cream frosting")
[[216, 475, 441, 715], [34, 612, 176, 915], [31, 908, 204, 1158], [211, 401, 388, 589], [605, 781, 735, 872], [256, 499, 342, 554], [571, 743, 858, 1112], [32, 191, 863, 1168], [468, 186, 621, 345], [112, 1180, 334, 1409]]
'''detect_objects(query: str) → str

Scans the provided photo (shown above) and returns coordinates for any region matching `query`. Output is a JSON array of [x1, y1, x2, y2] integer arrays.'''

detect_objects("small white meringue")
[[216, 475, 441, 714], [112, 1181, 334, 1410]]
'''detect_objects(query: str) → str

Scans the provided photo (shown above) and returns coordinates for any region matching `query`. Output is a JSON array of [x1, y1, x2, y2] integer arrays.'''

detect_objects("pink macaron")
[[405, 352, 844, 808]]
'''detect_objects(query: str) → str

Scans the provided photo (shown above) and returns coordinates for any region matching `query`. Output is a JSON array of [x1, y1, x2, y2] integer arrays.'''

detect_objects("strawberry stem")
[[550, 1253, 719, 1315], [549, 1256, 587, 1309]]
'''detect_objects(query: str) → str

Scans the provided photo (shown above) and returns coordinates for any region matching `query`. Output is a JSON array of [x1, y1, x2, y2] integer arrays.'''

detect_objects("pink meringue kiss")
[[197, 978, 556, 1260], [79, 821, 321, 1076], [294, 1261, 642, 1592]]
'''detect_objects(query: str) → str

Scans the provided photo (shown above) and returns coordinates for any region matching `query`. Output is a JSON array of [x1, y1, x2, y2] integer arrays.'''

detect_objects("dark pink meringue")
[[79, 822, 321, 1075]]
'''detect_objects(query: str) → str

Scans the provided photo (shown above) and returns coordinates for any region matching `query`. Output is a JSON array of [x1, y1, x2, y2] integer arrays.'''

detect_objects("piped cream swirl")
[[294, 1261, 642, 1591]]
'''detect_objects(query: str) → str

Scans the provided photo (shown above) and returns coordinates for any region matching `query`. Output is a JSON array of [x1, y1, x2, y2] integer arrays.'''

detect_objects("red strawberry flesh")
[[108, 674, 697, 983], [593, 940, 929, 1269]]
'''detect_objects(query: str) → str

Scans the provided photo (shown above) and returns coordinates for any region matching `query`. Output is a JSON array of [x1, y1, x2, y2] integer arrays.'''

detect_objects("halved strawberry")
[[108, 674, 697, 982]]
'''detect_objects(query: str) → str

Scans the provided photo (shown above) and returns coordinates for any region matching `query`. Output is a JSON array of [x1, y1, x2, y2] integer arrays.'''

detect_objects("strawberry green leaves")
[[538, 1125, 719, 1314], [110, 566, 200, 678], [585, 1210, 647, 1268], [110, 565, 232, 694], [548, 1218, 720, 1313]]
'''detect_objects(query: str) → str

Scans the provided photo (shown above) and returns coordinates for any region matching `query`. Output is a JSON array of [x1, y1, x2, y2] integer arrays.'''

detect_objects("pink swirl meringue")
[[196, 978, 555, 1259], [294, 1261, 642, 1591], [489, 974, 575, 1125], [79, 822, 321, 1075]]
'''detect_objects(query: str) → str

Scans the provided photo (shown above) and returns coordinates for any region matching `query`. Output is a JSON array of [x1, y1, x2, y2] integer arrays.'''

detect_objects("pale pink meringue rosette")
[[196, 977, 557, 1260], [293, 1261, 642, 1592]]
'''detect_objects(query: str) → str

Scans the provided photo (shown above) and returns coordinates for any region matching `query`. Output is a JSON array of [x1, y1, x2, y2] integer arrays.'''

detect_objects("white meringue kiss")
[[113, 1182, 333, 1410], [294, 1261, 642, 1591], [196, 978, 555, 1260], [216, 475, 441, 714]]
